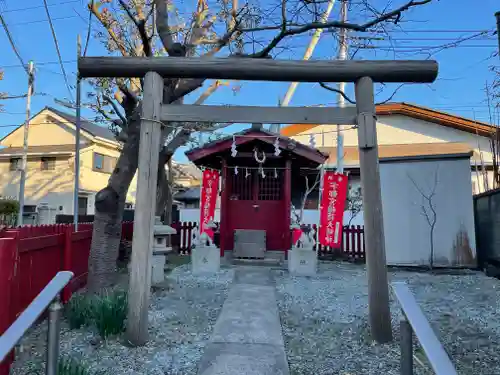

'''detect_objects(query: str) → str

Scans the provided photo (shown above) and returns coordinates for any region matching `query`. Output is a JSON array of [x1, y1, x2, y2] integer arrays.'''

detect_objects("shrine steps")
[[223, 250, 285, 268]]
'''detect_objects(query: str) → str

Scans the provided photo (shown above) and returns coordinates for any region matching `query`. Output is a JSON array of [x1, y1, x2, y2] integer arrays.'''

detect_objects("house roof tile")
[[47, 107, 117, 141]]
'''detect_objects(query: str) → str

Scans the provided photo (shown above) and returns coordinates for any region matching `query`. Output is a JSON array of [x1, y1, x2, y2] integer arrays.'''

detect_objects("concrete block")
[[288, 248, 317, 276], [151, 254, 166, 285], [192, 246, 220, 274]]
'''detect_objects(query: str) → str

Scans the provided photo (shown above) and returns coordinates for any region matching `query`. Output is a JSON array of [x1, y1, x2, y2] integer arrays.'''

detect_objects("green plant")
[[26, 357, 91, 375], [0, 198, 19, 215], [57, 357, 91, 375], [66, 294, 93, 329], [92, 290, 128, 338]]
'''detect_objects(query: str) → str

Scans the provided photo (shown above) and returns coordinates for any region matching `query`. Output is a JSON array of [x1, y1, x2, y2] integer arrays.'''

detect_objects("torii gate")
[[78, 56, 438, 346]]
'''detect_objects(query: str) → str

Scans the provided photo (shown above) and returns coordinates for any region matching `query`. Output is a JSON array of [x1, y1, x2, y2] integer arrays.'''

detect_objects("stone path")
[[197, 267, 290, 375]]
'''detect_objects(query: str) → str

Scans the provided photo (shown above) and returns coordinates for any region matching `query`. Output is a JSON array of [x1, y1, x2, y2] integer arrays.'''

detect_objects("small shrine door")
[[226, 168, 288, 251]]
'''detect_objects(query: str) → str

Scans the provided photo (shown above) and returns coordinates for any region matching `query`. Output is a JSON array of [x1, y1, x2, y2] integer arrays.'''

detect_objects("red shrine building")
[[186, 124, 327, 258]]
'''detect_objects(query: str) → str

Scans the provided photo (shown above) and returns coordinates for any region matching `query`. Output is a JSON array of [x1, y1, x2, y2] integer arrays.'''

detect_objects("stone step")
[[231, 257, 282, 267]]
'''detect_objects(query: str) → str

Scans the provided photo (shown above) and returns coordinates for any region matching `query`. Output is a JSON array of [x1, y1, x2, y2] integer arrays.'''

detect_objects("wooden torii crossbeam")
[[78, 56, 438, 346]]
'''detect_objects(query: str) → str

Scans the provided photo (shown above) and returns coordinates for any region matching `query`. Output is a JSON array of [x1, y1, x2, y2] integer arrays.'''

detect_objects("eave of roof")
[[0, 144, 81, 157], [281, 102, 496, 138], [186, 127, 328, 165]]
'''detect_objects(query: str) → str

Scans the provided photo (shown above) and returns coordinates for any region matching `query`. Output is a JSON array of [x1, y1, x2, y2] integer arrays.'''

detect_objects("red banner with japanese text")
[[319, 172, 348, 247], [199, 169, 220, 240]]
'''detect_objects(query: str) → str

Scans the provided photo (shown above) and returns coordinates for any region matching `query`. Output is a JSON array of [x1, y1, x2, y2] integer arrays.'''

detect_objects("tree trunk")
[[155, 150, 173, 218], [87, 111, 142, 293]]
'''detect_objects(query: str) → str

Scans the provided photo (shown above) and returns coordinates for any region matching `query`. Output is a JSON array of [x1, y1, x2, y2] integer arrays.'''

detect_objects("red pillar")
[[0, 238, 17, 375], [219, 159, 229, 257], [284, 159, 292, 259]]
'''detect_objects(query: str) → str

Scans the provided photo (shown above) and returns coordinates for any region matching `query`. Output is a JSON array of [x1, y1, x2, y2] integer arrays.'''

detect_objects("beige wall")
[[0, 110, 138, 215], [79, 144, 137, 204], [0, 156, 75, 213]]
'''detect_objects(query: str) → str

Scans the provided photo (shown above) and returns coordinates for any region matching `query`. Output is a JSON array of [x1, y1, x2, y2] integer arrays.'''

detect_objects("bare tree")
[[408, 167, 438, 269], [292, 172, 321, 225], [345, 184, 362, 226], [84, 0, 436, 292]]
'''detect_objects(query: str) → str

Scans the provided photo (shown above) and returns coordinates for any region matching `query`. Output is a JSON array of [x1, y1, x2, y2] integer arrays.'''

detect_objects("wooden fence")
[[171, 221, 365, 261], [0, 221, 133, 375]]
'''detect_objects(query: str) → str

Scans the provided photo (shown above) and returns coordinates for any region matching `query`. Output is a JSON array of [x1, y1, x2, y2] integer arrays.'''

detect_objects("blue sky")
[[0, 0, 499, 162]]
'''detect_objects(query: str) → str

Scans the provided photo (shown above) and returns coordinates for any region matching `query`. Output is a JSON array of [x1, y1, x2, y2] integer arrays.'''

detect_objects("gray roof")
[[47, 107, 117, 141], [174, 187, 201, 201]]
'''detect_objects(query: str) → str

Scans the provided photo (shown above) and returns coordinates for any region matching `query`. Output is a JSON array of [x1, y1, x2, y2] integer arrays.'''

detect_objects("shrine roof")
[[186, 126, 328, 167]]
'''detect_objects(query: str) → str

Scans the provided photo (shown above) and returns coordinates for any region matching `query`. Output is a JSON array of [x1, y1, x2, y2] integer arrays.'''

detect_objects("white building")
[[283, 102, 497, 224]]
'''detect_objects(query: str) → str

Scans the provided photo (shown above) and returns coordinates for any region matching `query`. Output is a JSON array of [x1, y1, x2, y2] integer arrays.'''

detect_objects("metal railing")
[[391, 282, 458, 375], [0, 271, 73, 375]]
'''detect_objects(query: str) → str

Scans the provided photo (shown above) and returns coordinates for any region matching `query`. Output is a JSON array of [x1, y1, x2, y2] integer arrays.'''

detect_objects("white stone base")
[[151, 254, 166, 285], [288, 247, 317, 276], [191, 246, 220, 275]]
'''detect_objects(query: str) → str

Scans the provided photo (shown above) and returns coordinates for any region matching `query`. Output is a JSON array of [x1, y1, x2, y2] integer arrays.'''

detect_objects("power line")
[[42, 0, 74, 102], [2, 60, 77, 69], [1, 0, 80, 14], [0, 11, 28, 74], [357, 45, 497, 49], [0, 15, 76, 27], [365, 29, 495, 34]]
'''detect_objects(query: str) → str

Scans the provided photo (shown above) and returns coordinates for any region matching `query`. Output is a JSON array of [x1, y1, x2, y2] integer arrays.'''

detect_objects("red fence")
[[0, 221, 133, 375], [171, 221, 365, 261]]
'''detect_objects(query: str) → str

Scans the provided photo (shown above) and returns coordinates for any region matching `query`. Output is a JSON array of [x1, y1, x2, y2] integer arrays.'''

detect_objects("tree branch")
[[319, 83, 356, 104], [103, 94, 127, 127], [248, 0, 433, 58], [89, 1, 128, 56], [117, 0, 152, 57], [319, 82, 406, 105], [154, 0, 185, 56]]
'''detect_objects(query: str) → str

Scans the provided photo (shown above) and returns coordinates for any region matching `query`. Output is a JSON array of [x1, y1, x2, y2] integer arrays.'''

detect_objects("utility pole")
[[281, 0, 336, 106], [73, 35, 82, 231], [271, 0, 336, 133], [496, 11, 500, 58], [336, 0, 348, 174], [18, 61, 34, 227]]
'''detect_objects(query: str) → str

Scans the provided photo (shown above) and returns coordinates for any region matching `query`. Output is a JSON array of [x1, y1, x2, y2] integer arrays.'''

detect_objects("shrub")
[[65, 290, 128, 339], [65, 294, 92, 329], [58, 357, 92, 375], [92, 290, 128, 338], [0, 199, 19, 215]]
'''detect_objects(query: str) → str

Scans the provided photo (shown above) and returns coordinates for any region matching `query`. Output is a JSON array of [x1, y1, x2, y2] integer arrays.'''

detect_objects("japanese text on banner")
[[199, 169, 220, 240], [319, 172, 348, 247]]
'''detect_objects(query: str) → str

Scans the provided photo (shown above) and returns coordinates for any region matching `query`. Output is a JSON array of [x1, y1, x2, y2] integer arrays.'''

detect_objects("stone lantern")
[[151, 216, 176, 285]]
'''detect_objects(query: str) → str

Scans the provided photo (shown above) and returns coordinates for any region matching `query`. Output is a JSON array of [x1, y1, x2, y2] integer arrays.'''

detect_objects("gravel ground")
[[274, 262, 500, 375], [11, 265, 234, 375]]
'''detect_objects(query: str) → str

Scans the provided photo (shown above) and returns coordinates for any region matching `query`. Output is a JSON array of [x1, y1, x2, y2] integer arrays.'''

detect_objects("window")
[[78, 197, 88, 215], [93, 153, 117, 173], [9, 158, 20, 171], [93, 153, 104, 171], [23, 205, 37, 213], [41, 157, 56, 171]]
